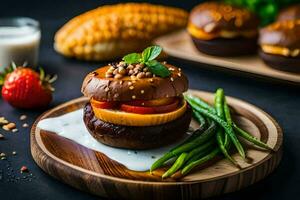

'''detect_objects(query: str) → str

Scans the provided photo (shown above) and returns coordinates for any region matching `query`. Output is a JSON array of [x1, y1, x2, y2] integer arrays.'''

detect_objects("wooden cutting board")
[[154, 30, 300, 85], [31, 90, 283, 200]]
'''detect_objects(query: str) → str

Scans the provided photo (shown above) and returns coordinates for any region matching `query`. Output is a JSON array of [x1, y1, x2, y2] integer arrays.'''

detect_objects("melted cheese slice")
[[92, 100, 187, 126], [187, 24, 257, 40], [261, 45, 300, 57]]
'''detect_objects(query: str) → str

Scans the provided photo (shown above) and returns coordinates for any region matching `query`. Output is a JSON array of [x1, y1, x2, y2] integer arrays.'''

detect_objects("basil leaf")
[[146, 60, 171, 78], [142, 46, 162, 62], [122, 53, 141, 64]]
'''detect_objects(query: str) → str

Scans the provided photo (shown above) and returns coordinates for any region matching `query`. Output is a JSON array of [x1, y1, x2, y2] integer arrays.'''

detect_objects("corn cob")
[[54, 3, 188, 61]]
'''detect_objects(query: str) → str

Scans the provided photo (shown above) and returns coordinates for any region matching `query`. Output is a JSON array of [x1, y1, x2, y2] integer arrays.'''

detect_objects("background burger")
[[81, 46, 192, 149]]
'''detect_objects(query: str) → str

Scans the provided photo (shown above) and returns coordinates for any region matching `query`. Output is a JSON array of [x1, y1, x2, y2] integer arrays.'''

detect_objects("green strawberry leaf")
[[146, 60, 171, 78], [122, 53, 141, 64], [142, 46, 162, 62]]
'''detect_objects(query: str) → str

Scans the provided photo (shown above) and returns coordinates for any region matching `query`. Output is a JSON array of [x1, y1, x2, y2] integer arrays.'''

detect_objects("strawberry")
[[0, 65, 57, 109]]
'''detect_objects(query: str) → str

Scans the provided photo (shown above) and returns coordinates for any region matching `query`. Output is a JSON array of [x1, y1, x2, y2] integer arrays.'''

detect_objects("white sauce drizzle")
[[37, 109, 191, 171]]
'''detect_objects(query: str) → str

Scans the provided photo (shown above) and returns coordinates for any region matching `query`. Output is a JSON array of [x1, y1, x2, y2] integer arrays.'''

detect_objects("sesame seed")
[[128, 82, 132, 86], [178, 68, 181, 71], [0, 117, 8, 125], [22, 123, 29, 128], [12, 129, 18, 133], [19, 115, 27, 121], [132, 95, 136, 99], [2, 126, 10, 131], [12, 151, 17, 155], [129, 86, 134, 90], [178, 73, 181, 77], [0, 134, 4, 139], [140, 90, 144, 94], [149, 79, 153, 83], [119, 81, 123, 84], [170, 77, 174, 82]]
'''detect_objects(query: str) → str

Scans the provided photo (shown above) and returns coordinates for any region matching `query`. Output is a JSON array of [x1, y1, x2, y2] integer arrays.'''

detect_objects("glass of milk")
[[0, 17, 41, 72]]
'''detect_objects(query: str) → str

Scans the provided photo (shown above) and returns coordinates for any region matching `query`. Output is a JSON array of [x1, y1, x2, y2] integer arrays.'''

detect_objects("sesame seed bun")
[[259, 20, 300, 50], [188, 2, 259, 37], [277, 4, 300, 21], [81, 63, 189, 101]]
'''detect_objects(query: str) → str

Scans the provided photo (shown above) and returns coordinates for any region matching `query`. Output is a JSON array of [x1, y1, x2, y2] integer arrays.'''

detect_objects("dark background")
[[0, 0, 300, 199]]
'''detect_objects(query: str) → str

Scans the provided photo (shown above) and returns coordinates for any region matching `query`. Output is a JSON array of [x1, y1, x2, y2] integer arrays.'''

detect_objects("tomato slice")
[[121, 100, 179, 114], [90, 98, 117, 109], [126, 97, 175, 107], [120, 104, 156, 114]]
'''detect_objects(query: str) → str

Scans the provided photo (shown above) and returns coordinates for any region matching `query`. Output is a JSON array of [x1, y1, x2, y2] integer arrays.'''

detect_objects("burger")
[[81, 46, 192, 149], [187, 2, 259, 56], [259, 20, 300, 73], [277, 4, 300, 21]]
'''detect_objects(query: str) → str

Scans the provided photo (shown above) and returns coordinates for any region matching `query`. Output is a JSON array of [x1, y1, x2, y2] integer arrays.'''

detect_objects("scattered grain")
[[22, 123, 29, 128], [0, 117, 9, 125], [19, 115, 27, 121], [12, 129, 18, 133], [6, 123, 16, 130]]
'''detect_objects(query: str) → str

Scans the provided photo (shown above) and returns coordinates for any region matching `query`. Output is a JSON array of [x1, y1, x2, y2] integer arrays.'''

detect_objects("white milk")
[[37, 109, 192, 171], [0, 21, 40, 71]]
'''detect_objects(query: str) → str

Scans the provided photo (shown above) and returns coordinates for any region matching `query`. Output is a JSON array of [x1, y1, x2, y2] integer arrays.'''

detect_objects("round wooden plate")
[[31, 90, 283, 200]]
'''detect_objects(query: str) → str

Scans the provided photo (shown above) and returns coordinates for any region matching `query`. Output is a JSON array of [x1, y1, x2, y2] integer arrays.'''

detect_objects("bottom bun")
[[83, 103, 192, 149], [191, 36, 257, 57], [259, 50, 300, 73]]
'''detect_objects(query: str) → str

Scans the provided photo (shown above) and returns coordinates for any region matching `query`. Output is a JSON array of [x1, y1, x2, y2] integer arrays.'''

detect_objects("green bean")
[[170, 114, 209, 152], [150, 121, 217, 172], [215, 89, 225, 118], [162, 153, 188, 178], [192, 110, 207, 129], [233, 123, 273, 151], [162, 139, 216, 178], [186, 139, 215, 160], [181, 149, 219, 175], [185, 94, 216, 114], [215, 89, 238, 166], [185, 145, 216, 166], [223, 99, 232, 146], [186, 98, 245, 159]]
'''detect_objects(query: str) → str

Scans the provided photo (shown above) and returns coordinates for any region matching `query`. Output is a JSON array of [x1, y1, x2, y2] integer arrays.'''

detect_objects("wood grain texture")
[[31, 90, 283, 199], [154, 30, 300, 85]]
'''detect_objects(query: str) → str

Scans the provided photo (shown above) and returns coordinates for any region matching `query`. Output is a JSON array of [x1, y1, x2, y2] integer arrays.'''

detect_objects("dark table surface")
[[1, 0, 300, 199]]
